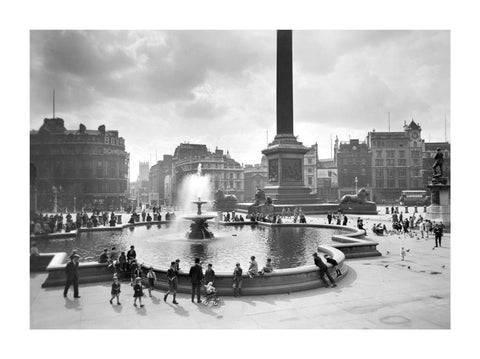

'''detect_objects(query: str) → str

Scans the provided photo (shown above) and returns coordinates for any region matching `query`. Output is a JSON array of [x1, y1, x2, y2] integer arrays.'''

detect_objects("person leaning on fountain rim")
[[312, 252, 337, 288]]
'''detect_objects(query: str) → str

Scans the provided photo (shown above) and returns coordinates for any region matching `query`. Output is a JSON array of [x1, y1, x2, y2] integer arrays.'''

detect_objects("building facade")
[[317, 158, 338, 202], [336, 139, 372, 198], [172, 143, 245, 203], [148, 155, 173, 207], [30, 118, 129, 212], [304, 143, 318, 193], [244, 155, 268, 202], [367, 120, 425, 203]]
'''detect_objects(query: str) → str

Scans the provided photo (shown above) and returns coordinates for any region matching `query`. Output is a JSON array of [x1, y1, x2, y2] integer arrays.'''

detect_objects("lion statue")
[[213, 189, 237, 211], [252, 188, 267, 206], [340, 188, 373, 205]]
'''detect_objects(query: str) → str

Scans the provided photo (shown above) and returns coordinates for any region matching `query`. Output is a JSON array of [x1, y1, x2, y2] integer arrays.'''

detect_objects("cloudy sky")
[[30, 30, 450, 180]]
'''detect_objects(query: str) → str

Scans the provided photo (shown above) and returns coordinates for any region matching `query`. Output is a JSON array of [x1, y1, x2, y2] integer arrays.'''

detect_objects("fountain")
[[182, 197, 215, 239], [178, 164, 215, 239]]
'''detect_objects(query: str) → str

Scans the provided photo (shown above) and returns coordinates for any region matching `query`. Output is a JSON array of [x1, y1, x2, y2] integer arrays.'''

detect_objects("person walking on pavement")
[[164, 261, 179, 304], [188, 257, 204, 303], [64, 254, 81, 298], [313, 252, 337, 288], [434, 223, 444, 247]]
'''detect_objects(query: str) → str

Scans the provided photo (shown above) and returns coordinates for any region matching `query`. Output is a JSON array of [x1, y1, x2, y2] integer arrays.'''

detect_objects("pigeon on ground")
[[386, 250, 390, 254], [406, 249, 410, 252], [408, 266, 411, 270], [442, 265, 446, 269], [384, 264, 389, 268], [432, 247, 436, 250]]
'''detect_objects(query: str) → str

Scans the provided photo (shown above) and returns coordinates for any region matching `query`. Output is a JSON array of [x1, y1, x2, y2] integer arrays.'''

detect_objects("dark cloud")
[[30, 30, 449, 179]]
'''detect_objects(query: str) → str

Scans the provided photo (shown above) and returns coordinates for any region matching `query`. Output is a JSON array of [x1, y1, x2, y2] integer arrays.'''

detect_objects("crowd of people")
[[127, 208, 176, 224], [326, 211, 349, 226], [245, 207, 307, 224], [31, 208, 179, 236], [222, 211, 245, 222], [388, 210, 445, 245], [30, 211, 119, 235]]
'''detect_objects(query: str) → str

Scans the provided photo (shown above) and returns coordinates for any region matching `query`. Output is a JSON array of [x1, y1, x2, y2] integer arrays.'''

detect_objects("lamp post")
[[52, 185, 58, 213], [354, 176, 358, 194], [73, 196, 77, 213]]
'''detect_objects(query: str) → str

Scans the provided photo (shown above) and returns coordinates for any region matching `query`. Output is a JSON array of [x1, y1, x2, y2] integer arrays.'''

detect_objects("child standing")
[[146, 267, 156, 297], [110, 275, 121, 305], [400, 247, 406, 261], [233, 262, 243, 297], [133, 277, 144, 307], [164, 261, 179, 304]]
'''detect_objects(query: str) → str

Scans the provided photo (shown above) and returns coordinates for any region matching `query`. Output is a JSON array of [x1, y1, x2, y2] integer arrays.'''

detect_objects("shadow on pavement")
[[166, 302, 189, 317], [64, 297, 82, 311]]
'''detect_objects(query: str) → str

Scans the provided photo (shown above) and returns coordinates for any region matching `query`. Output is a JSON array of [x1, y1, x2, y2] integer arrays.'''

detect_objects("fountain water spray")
[[178, 164, 215, 239], [177, 164, 212, 212]]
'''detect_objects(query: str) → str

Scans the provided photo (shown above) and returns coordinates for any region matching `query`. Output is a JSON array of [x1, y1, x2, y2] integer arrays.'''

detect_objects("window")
[[387, 168, 395, 178], [361, 158, 366, 165], [376, 150, 382, 157], [399, 150, 405, 158], [308, 176, 313, 185], [387, 150, 395, 158], [376, 179, 384, 188], [399, 169, 406, 178], [386, 159, 395, 166], [398, 159, 407, 166], [308, 168, 313, 173], [412, 150, 420, 158], [412, 159, 419, 165], [361, 168, 366, 176], [398, 179, 407, 188], [413, 142, 417, 147], [375, 159, 384, 166], [376, 169, 384, 178], [387, 179, 396, 188], [308, 158, 312, 164]]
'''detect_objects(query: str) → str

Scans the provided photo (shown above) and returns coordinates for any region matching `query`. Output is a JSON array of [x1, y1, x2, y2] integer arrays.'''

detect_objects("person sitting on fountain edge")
[[247, 256, 259, 278], [259, 258, 274, 275]]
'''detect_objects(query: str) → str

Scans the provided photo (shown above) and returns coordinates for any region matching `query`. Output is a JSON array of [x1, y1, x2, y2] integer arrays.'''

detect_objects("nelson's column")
[[261, 30, 316, 204]]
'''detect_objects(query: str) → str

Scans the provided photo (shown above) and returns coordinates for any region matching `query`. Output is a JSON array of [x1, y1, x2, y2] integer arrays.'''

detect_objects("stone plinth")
[[426, 177, 450, 230], [262, 134, 316, 204]]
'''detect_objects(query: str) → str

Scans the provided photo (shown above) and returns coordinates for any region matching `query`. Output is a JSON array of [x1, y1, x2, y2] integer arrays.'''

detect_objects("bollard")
[[117, 215, 122, 225], [395, 206, 399, 213], [414, 206, 418, 213], [405, 206, 409, 213], [424, 206, 427, 213], [386, 207, 389, 214]]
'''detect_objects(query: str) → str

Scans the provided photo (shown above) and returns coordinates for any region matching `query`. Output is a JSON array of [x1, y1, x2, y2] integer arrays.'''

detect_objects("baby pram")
[[202, 282, 219, 306]]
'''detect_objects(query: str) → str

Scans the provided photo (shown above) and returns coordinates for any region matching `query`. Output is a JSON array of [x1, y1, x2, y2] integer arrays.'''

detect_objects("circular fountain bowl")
[[181, 214, 216, 221]]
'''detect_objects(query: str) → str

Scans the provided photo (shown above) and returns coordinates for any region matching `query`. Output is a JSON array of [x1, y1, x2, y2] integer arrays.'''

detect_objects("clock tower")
[[404, 119, 422, 140]]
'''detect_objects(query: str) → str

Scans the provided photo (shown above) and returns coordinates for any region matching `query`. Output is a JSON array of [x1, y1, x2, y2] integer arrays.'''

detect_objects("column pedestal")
[[426, 177, 450, 231], [262, 134, 316, 204]]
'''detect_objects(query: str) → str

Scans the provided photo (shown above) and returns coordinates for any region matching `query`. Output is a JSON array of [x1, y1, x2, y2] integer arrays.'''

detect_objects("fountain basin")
[[40, 245, 348, 295]]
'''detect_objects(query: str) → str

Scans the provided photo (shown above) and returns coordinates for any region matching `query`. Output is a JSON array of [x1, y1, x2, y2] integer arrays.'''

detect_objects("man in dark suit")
[[313, 252, 337, 288], [188, 257, 204, 303], [64, 254, 81, 298]]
